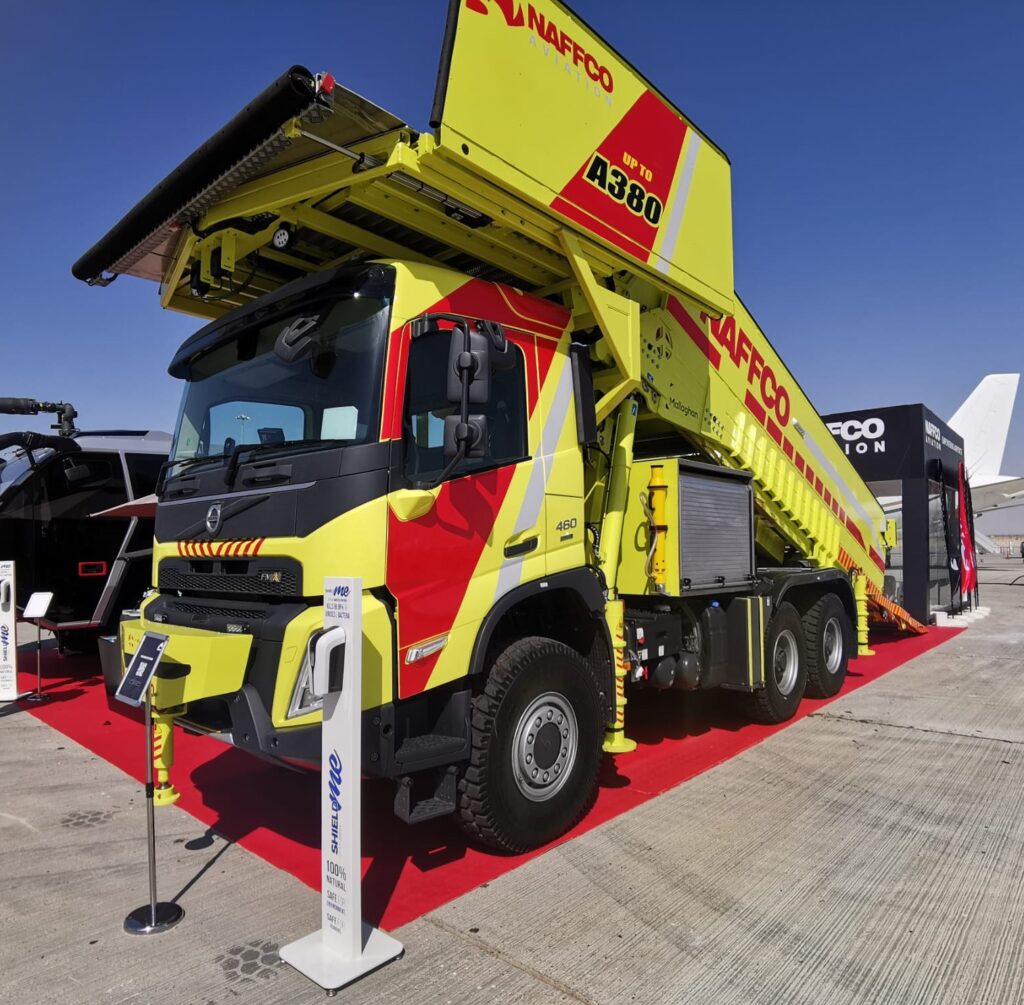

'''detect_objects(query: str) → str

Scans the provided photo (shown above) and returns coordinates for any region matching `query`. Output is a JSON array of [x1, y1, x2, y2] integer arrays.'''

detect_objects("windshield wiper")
[[224, 438, 344, 487], [157, 452, 230, 495]]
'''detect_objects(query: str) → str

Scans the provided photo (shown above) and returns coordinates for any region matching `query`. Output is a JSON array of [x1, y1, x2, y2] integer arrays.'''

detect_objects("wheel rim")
[[511, 691, 578, 803], [823, 617, 843, 674], [773, 629, 799, 696]]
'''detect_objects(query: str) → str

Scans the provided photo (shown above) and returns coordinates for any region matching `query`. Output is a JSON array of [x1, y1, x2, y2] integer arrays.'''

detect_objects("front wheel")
[[743, 602, 807, 724], [458, 636, 604, 853]]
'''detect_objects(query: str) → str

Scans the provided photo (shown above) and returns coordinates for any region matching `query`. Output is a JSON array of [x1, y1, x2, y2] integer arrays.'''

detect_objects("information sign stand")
[[0, 561, 30, 704], [116, 631, 185, 936], [280, 577, 403, 993], [23, 591, 53, 704]]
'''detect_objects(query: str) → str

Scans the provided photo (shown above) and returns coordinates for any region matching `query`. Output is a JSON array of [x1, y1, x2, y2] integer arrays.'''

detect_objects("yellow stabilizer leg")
[[152, 711, 181, 806], [602, 599, 637, 754], [854, 573, 875, 657]]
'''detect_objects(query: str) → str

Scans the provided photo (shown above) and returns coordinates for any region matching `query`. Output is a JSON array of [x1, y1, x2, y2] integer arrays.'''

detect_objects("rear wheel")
[[803, 593, 850, 698], [744, 602, 807, 724], [458, 636, 604, 853]]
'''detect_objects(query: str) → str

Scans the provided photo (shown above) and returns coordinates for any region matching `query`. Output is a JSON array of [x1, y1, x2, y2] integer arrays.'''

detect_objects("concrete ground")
[[1, 565, 1022, 1004]]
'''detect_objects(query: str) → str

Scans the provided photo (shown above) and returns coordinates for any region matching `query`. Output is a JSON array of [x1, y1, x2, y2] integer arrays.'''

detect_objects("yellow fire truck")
[[74, 0, 917, 852]]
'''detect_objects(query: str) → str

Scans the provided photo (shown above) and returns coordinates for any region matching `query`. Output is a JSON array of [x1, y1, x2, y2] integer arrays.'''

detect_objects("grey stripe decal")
[[655, 133, 700, 275], [494, 362, 575, 600], [797, 426, 881, 548], [160, 480, 316, 507]]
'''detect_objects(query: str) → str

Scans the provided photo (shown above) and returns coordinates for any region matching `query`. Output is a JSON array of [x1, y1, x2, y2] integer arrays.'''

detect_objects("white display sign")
[[23, 591, 53, 620], [0, 560, 27, 702], [279, 576, 403, 992]]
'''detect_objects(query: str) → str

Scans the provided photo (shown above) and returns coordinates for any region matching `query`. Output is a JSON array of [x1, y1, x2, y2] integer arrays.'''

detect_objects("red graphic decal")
[[744, 389, 767, 425], [551, 90, 686, 260], [465, 1, 615, 93], [704, 314, 792, 430], [667, 297, 721, 369], [388, 466, 518, 698], [382, 278, 564, 441], [466, 0, 524, 23], [845, 516, 866, 549]]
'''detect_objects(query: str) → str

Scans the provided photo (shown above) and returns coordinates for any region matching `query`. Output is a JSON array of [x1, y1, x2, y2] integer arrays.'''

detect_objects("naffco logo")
[[465, 0, 615, 94], [828, 417, 886, 456]]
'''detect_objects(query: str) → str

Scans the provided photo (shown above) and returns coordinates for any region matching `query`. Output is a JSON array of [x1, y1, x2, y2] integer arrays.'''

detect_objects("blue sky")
[[1, 2, 1021, 523]]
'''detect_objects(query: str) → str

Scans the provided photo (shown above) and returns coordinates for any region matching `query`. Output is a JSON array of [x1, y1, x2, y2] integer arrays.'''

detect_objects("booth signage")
[[23, 591, 53, 621], [0, 560, 22, 701], [115, 632, 169, 707], [279, 576, 403, 991]]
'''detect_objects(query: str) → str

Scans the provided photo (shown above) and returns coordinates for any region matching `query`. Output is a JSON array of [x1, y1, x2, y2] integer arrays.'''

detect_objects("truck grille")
[[157, 556, 303, 598], [159, 568, 298, 595], [171, 600, 267, 620]]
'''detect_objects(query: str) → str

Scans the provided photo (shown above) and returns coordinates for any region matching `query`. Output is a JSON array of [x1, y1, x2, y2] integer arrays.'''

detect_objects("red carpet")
[[14, 627, 961, 929]]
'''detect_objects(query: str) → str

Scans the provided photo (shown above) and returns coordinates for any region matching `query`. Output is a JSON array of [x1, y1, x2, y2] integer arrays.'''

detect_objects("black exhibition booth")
[[823, 403, 968, 624]]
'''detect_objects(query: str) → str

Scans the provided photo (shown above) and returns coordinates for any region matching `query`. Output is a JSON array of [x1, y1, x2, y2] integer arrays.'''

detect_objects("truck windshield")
[[0, 446, 54, 502], [169, 295, 390, 475]]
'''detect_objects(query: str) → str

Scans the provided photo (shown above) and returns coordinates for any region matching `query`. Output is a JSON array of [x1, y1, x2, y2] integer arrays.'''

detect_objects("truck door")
[[388, 322, 540, 699]]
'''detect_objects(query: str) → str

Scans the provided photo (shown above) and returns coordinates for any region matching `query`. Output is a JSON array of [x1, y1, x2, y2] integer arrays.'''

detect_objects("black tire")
[[744, 601, 807, 724], [803, 593, 850, 698], [458, 636, 604, 853]]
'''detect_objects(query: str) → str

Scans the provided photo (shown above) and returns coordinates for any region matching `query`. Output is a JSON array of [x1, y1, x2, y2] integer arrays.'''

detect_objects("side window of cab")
[[403, 326, 528, 481]]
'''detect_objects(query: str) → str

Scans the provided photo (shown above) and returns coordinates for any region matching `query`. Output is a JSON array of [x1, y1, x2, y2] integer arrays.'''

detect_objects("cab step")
[[394, 766, 458, 825]]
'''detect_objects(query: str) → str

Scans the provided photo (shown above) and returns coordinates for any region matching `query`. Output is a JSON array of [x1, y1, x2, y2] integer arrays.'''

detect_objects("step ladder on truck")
[[73, 0, 922, 852]]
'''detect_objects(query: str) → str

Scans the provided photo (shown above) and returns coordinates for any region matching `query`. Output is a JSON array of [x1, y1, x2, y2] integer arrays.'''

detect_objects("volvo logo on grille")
[[205, 502, 223, 535]]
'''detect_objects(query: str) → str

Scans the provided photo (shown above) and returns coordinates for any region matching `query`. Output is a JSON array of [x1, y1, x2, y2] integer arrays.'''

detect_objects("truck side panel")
[[639, 294, 888, 586]]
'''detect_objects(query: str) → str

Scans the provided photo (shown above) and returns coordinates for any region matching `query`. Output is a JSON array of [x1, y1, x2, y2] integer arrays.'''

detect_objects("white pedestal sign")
[[280, 576, 403, 992], [0, 560, 29, 703]]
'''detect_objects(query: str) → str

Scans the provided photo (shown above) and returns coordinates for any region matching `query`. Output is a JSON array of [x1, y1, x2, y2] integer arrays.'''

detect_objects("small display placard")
[[23, 592, 53, 620], [115, 632, 169, 708]]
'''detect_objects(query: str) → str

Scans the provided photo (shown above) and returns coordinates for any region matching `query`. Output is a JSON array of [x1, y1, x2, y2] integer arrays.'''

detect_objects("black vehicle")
[[0, 398, 170, 653]]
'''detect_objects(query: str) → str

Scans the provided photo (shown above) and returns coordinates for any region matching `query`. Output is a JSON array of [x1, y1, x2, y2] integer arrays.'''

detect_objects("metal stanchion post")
[[25, 620, 47, 703], [124, 683, 184, 935]]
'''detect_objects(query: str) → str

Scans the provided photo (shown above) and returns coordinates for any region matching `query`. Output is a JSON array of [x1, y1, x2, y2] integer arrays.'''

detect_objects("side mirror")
[[443, 414, 488, 460], [446, 324, 491, 405], [64, 463, 95, 486]]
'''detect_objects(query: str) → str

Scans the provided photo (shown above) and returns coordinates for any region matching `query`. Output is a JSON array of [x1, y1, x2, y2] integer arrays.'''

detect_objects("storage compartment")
[[678, 461, 754, 591]]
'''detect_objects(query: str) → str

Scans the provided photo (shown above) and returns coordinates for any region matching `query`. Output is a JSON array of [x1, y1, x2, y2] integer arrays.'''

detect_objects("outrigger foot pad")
[[153, 782, 181, 807]]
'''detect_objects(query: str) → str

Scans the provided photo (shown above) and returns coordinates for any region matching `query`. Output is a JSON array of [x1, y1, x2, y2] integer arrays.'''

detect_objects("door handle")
[[504, 535, 538, 559], [166, 477, 198, 499], [243, 464, 292, 487]]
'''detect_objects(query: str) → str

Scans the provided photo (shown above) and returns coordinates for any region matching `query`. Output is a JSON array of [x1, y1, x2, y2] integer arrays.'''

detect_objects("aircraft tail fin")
[[949, 373, 1020, 478]]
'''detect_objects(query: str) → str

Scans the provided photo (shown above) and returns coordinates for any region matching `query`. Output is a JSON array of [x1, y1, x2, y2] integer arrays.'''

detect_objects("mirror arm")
[[413, 442, 466, 491], [414, 321, 475, 491]]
